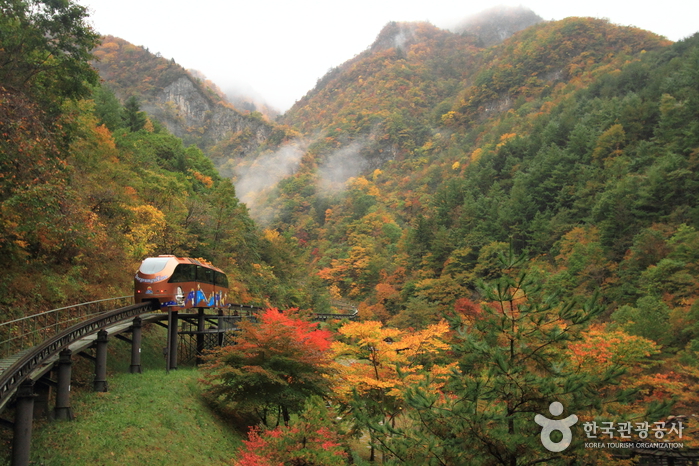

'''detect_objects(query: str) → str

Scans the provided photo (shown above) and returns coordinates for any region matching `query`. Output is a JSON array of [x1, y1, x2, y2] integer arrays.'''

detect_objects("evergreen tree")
[[122, 95, 147, 132]]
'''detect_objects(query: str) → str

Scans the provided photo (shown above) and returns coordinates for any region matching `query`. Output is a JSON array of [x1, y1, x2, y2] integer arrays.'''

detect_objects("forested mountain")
[[265, 16, 675, 312], [91, 36, 294, 177], [0, 5, 316, 315], [241, 13, 699, 415]]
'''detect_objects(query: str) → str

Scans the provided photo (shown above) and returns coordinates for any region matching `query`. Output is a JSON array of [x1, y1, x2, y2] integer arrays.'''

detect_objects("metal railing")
[[0, 302, 152, 411], [330, 299, 358, 313], [314, 309, 359, 321], [0, 296, 134, 359]]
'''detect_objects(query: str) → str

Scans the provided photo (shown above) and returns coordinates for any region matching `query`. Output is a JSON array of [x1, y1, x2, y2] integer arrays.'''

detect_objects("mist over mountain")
[[452, 5, 544, 46], [93, 9, 677, 242], [222, 85, 281, 120]]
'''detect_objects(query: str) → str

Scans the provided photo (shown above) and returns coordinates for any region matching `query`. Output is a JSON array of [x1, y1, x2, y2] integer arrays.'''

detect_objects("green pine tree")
[[122, 95, 147, 132]]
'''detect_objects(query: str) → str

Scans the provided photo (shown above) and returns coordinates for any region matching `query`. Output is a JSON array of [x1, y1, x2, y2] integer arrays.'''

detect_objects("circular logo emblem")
[[534, 402, 578, 452]]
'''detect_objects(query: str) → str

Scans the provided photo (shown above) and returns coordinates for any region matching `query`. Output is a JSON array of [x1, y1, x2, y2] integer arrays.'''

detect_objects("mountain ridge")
[[91, 36, 291, 167]]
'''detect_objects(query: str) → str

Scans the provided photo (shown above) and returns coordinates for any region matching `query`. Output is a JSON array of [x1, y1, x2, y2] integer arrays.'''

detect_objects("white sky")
[[77, 0, 699, 112]]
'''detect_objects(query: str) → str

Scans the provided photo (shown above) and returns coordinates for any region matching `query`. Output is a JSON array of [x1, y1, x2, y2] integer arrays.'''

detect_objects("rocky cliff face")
[[92, 36, 283, 166], [158, 76, 210, 129], [144, 75, 275, 155]]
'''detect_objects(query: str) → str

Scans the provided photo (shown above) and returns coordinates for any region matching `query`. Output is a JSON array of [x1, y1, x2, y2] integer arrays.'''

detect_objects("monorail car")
[[134, 255, 229, 309]]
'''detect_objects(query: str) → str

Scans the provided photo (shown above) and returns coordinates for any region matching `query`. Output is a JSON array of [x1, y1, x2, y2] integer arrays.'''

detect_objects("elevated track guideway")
[[0, 300, 158, 466], [0, 298, 358, 466]]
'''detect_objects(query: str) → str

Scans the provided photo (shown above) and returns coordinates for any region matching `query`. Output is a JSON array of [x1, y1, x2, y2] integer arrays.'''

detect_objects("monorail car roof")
[[137, 255, 225, 275]]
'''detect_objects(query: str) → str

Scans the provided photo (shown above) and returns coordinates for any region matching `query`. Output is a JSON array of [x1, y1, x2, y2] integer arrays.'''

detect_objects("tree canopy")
[[200, 309, 334, 426], [0, 0, 100, 105]]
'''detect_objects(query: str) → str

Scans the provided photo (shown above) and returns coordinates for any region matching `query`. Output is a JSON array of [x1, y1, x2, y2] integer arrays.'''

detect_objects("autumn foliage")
[[200, 309, 333, 426], [233, 397, 349, 466], [331, 320, 454, 402]]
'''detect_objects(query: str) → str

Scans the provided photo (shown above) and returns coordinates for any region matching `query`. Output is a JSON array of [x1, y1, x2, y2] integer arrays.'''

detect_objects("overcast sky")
[[77, 0, 699, 112]]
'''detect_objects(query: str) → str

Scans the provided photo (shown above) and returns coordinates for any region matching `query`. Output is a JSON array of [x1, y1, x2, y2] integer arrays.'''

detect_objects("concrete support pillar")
[[12, 379, 36, 466], [32, 379, 51, 420], [129, 317, 142, 374], [54, 349, 73, 421], [167, 311, 178, 371], [217, 308, 224, 347], [93, 330, 108, 392], [196, 308, 205, 365]]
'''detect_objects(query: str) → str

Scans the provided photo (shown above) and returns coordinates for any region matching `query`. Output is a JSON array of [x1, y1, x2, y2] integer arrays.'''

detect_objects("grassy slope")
[[31, 368, 241, 466]]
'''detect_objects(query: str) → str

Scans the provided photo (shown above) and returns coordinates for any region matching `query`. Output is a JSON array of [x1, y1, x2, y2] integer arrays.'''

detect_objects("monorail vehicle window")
[[168, 263, 224, 285], [215, 271, 228, 288], [197, 266, 215, 285], [168, 264, 196, 283]]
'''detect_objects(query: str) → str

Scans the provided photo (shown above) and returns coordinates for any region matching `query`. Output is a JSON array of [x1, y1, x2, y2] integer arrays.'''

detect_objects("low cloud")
[[317, 141, 368, 195], [233, 140, 306, 222], [233, 137, 372, 224], [393, 24, 415, 52]]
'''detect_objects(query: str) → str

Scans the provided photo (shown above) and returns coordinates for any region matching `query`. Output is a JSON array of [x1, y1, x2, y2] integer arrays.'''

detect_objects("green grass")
[[29, 368, 242, 466]]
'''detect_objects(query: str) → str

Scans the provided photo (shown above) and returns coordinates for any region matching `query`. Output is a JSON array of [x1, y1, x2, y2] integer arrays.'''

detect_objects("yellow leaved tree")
[[330, 320, 454, 461], [124, 204, 165, 259]]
